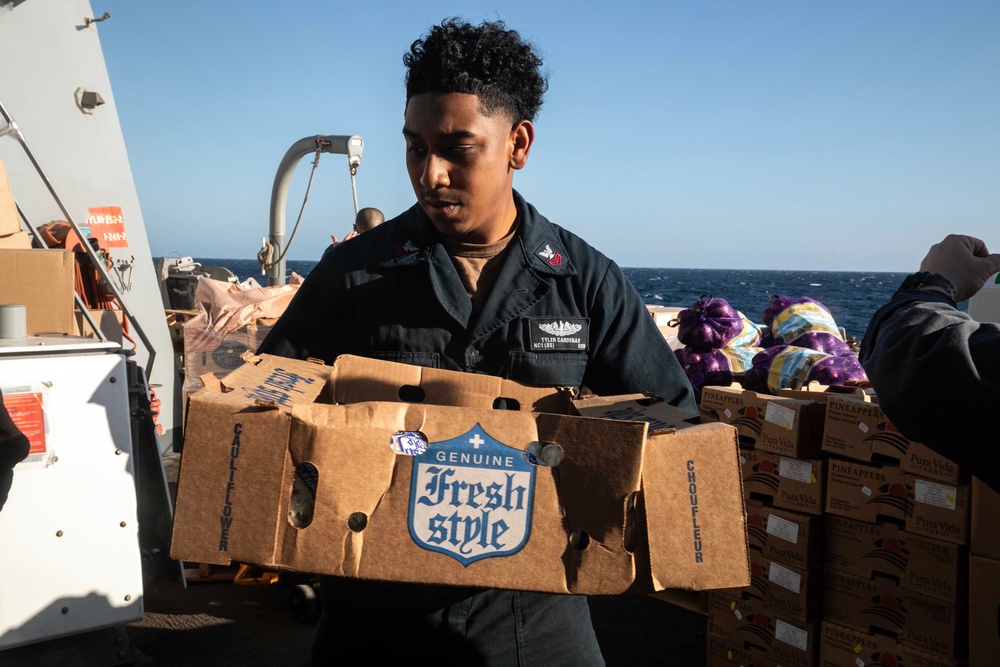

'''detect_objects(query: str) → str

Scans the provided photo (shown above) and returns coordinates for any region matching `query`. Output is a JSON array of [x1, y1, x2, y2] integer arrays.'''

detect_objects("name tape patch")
[[527, 317, 590, 351]]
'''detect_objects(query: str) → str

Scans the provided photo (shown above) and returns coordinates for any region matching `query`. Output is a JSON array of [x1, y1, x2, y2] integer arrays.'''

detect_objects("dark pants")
[[307, 577, 605, 666]]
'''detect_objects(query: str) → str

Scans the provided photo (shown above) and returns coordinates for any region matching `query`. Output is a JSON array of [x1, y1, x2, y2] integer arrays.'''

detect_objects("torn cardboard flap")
[[217, 353, 333, 410], [330, 354, 570, 414], [570, 392, 700, 431], [642, 423, 749, 590]]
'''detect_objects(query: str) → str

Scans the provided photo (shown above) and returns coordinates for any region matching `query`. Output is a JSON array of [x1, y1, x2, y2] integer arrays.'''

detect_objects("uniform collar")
[[377, 190, 578, 278], [511, 190, 578, 277]]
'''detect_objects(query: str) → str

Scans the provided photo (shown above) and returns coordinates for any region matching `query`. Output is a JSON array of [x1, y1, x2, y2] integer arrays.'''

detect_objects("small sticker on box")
[[915, 479, 957, 510], [862, 486, 873, 496], [779, 457, 813, 483], [765, 402, 796, 430], [775, 619, 809, 651], [724, 408, 732, 419], [856, 658, 865, 667], [739, 455, 746, 465], [733, 609, 742, 620], [765, 514, 800, 544], [768, 562, 802, 593], [858, 422, 869, 434]]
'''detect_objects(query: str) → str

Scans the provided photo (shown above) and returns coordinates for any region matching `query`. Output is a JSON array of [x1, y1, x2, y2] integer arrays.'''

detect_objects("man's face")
[[403, 92, 531, 244]]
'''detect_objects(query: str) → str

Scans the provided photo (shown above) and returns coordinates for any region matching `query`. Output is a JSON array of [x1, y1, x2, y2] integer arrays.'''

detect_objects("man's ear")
[[509, 120, 534, 170]]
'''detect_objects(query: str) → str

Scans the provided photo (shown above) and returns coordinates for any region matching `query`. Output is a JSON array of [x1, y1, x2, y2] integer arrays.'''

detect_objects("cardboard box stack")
[[700, 385, 827, 667], [965, 277, 1000, 667], [699, 384, 976, 666], [170, 354, 752, 597], [0, 159, 76, 335]]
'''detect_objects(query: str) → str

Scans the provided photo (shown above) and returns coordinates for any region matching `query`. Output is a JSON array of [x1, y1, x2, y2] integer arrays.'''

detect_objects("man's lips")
[[424, 198, 460, 213]]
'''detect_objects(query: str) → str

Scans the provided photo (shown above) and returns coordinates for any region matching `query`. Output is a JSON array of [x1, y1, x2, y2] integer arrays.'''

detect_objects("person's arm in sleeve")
[[256, 255, 343, 363], [583, 260, 696, 411], [859, 234, 1000, 490]]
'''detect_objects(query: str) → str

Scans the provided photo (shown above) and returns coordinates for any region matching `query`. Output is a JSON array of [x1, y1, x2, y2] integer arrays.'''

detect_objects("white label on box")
[[914, 479, 957, 510], [733, 609, 742, 620], [856, 659, 865, 667], [775, 619, 809, 651], [765, 402, 796, 430], [779, 457, 813, 483], [724, 408, 732, 419], [765, 514, 800, 544], [768, 561, 802, 593], [739, 455, 746, 465], [858, 422, 869, 434], [862, 485, 873, 496]]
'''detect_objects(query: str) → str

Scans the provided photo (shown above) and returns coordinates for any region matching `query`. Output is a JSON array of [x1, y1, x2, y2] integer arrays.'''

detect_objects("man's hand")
[[919, 234, 1000, 301]]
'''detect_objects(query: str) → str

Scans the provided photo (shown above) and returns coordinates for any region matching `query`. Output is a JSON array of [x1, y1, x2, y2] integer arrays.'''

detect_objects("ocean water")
[[183, 258, 909, 339]]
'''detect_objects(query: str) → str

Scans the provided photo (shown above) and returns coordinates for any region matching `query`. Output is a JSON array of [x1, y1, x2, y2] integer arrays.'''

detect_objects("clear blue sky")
[[96, 1, 999, 271]]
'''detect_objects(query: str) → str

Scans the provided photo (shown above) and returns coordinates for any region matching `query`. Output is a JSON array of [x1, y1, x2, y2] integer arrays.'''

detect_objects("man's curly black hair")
[[404, 18, 548, 123]]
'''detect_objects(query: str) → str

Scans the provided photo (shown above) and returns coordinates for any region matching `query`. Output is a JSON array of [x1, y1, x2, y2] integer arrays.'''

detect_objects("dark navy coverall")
[[258, 191, 695, 666], [861, 287, 1000, 491]]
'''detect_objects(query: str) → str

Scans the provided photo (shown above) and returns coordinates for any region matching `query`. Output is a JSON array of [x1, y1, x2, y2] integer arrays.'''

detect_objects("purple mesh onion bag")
[[675, 346, 759, 393], [674, 295, 761, 350], [787, 331, 853, 356], [744, 345, 867, 394], [762, 295, 843, 344]]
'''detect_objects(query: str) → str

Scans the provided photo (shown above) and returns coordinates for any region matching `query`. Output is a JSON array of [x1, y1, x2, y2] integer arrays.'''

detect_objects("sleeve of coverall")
[[859, 290, 1000, 491], [256, 256, 343, 364], [583, 261, 696, 412]]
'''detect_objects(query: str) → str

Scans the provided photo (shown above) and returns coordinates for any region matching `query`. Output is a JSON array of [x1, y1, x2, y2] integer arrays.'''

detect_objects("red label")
[[5, 391, 46, 456], [86, 206, 129, 248]]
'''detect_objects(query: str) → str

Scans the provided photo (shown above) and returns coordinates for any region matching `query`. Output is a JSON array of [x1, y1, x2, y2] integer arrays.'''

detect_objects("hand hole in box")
[[348, 512, 368, 532], [492, 396, 521, 411], [398, 385, 426, 403], [288, 462, 318, 528], [569, 530, 590, 551], [623, 492, 638, 553], [390, 431, 428, 456], [524, 441, 563, 467]]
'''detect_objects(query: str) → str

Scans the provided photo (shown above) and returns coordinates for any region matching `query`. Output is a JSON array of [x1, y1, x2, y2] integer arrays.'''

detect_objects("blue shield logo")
[[408, 424, 535, 566]]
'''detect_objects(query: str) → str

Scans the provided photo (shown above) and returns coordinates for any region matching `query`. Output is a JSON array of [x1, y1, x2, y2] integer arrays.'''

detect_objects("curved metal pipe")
[[267, 135, 364, 286]]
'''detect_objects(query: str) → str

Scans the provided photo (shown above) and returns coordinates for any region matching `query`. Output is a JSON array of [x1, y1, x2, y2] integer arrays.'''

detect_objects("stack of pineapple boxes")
[[699, 384, 978, 667]]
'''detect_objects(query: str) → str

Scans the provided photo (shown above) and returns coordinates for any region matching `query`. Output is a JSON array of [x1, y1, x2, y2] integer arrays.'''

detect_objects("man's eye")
[[406, 145, 427, 156]]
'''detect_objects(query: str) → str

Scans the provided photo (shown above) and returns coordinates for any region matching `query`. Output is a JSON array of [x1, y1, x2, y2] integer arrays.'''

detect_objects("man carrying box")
[[259, 18, 695, 665], [860, 234, 1000, 491]]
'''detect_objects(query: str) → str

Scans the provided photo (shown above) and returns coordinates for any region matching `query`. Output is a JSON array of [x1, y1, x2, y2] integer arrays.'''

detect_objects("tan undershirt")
[[442, 225, 518, 315]]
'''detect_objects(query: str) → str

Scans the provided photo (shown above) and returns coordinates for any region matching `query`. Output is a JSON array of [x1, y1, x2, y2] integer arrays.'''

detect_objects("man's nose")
[[421, 154, 449, 189]]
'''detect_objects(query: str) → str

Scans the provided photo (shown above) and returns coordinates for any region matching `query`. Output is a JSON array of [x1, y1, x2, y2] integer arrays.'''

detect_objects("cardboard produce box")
[[825, 459, 970, 545], [706, 632, 776, 667], [823, 395, 964, 484], [819, 620, 962, 667], [717, 550, 822, 622], [700, 386, 823, 457], [0, 159, 21, 237], [967, 271, 1000, 323], [971, 476, 1000, 559], [824, 514, 965, 603], [746, 501, 824, 571], [742, 449, 826, 515], [171, 354, 750, 595], [823, 568, 965, 660], [0, 248, 75, 335], [709, 596, 819, 667], [0, 230, 31, 249], [969, 555, 1000, 667]]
